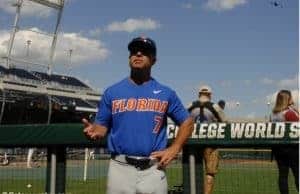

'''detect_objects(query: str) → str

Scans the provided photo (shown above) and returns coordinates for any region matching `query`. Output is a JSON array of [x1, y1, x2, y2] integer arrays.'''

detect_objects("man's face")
[[129, 47, 155, 69], [198, 92, 212, 99]]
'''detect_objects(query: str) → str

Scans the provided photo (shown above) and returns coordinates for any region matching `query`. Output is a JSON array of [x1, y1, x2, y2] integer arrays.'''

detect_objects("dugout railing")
[[0, 122, 298, 194]]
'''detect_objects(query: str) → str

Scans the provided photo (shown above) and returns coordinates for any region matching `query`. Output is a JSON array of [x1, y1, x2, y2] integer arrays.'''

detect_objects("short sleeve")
[[167, 90, 190, 125], [284, 109, 299, 122], [94, 90, 112, 128]]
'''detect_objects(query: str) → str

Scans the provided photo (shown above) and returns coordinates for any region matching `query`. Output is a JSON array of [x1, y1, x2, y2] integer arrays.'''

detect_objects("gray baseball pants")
[[106, 158, 167, 194]]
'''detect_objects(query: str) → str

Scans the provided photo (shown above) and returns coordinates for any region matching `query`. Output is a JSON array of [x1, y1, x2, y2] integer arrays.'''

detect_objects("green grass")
[[0, 179, 45, 193], [66, 179, 107, 194], [214, 162, 298, 194], [0, 161, 298, 194]]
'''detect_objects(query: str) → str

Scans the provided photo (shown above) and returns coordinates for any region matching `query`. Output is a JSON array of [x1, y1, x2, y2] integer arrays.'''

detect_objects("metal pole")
[[84, 148, 88, 181], [189, 154, 196, 194], [50, 150, 57, 194], [0, 90, 6, 124], [0, 89, 8, 166], [26, 40, 31, 70], [267, 102, 271, 121], [195, 149, 204, 194], [68, 49, 73, 76], [182, 146, 191, 194], [6, 0, 23, 68], [46, 147, 66, 194], [47, 0, 65, 75], [47, 95, 52, 124], [235, 102, 240, 121], [26, 40, 31, 57], [183, 146, 204, 194]]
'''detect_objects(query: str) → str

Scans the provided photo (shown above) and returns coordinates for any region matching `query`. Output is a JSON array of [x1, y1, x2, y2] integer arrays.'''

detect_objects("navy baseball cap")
[[128, 36, 157, 57]]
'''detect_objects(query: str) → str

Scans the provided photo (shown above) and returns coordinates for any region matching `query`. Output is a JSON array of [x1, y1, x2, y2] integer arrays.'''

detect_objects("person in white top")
[[188, 85, 226, 194]]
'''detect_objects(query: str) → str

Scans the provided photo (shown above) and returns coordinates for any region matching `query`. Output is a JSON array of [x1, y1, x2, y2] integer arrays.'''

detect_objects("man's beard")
[[130, 67, 151, 84]]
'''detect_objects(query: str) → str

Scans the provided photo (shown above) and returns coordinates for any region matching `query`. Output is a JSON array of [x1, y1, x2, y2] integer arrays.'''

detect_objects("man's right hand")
[[82, 118, 107, 140]]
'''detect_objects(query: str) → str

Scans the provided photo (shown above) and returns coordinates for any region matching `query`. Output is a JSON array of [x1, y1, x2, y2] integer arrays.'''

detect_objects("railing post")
[[182, 146, 190, 194], [182, 145, 196, 194], [182, 146, 204, 194], [189, 153, 196, 194], [46, 146, 66, 194], [195, 147, 204, 194]]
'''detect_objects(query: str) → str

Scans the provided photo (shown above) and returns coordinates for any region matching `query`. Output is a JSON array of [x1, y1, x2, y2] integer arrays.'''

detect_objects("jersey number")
[[153, 115, 163, 133]]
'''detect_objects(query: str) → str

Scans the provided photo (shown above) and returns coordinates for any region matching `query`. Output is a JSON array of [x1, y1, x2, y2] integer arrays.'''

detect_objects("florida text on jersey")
[[94, 78, 189, 156]]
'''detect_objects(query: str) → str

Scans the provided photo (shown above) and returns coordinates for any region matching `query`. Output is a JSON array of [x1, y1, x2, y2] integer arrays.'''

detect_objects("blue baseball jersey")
[[94, 77, 189, 156]]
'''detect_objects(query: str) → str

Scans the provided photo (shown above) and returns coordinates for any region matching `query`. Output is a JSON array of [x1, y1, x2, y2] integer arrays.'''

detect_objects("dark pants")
[[273, 146, 299, 194]]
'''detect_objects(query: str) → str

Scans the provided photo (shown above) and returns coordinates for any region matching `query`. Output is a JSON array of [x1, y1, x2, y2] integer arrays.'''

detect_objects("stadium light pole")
[[266, 102, 271, 121], [6, 0, 23, 69], [235, 102, 240, 122], [26, 40, 31, 57], [68, 49, 73, 75], [26, 40, 31, 70]]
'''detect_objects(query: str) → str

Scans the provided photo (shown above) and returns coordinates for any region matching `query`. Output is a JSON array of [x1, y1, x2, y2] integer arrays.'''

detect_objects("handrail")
[[0, 122, 298, 147], [0, 122, 298, 194]]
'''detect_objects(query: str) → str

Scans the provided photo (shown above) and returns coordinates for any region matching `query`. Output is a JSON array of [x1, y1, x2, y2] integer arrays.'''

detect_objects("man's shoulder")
[[103, 78, 128, 95], [152, 78, 175, 93], [106, 78, 127, 90]]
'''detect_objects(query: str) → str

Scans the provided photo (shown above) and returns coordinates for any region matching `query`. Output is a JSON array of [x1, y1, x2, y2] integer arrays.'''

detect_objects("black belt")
[[111, 154, 155, 170]]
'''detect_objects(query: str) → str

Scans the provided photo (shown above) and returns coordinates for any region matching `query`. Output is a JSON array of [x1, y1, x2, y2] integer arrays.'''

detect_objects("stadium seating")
[[0, 65, 99, 125]]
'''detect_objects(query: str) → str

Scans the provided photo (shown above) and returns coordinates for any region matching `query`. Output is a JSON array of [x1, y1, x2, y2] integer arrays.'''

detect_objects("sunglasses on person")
[[129, 47, 153, 57]]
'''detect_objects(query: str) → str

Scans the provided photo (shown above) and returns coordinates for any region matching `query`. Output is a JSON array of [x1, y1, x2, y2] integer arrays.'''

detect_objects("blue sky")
[[0, 0, 298, 120]]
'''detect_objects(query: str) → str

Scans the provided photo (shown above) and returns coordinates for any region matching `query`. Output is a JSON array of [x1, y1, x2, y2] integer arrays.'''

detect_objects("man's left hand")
[[150, 144, 181, 168]]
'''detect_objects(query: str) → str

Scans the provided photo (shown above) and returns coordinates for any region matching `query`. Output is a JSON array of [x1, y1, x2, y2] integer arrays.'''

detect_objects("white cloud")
[[261, 77, 274, 85], [88, 28, 101, 38], [182, 3, 193, 9], [0, 0, 53, 18], [0, 31, 10, 56], [55, 32, 109, 65], [106, 18, 161, 33], [0, 28, 109, 68], [220, 80, 232, 87], [277, 76, 298, 88], [260, 75, 298, 88], [243, 79, 251, 85], [246, 112, 256, 119], [204, 0, 247, 11]]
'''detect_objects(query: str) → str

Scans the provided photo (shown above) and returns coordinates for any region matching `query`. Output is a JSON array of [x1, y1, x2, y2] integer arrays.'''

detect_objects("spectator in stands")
[[188, 85, 226, 194], [271, 89, 299, 194]]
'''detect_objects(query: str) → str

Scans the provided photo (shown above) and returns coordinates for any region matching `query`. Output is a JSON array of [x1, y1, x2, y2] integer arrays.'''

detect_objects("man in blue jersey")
[[83, 36, 194, 194]]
